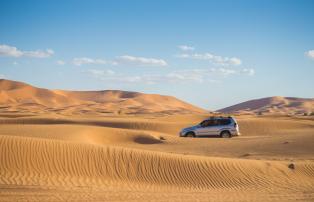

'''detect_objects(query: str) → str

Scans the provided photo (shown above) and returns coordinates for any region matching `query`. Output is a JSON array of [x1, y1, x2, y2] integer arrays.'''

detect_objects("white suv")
[[179, 116, 240, 138]]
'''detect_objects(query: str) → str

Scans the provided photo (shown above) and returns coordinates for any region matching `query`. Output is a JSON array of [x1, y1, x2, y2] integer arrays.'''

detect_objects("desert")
[[0, 79, 313, 201], [1, 1, 314, 201]]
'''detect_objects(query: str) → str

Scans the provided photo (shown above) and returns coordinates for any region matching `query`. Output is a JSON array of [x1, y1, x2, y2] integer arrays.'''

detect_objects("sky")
[[0, 0, 313, 110]]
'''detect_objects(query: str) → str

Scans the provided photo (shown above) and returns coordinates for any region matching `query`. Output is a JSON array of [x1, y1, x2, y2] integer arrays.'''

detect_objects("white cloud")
[[178, 45, 195, 51], [117, 55, 168, 66], [0, 74, 5, 79], [56, 60, 66, 65], [73, 55, 167, 67], [86, 67, 254, 85], [305, 50, 314, 59], [0, 45, 23, 57], [0, 44, 54, 58], [23, 49, 54, 58], [73, 57, 117, 66], [228, 57, 242, 65], [164, 67, 254, 82], [176, 52, 242, 66], [165, 69, 212, 83], [213, 68, 237, 76], [240, 68, 255, 76], [209, 67, 254, 76], [86, 69, 149, 84], [86, 69, 115, 77], [13, 61, 18, 65]]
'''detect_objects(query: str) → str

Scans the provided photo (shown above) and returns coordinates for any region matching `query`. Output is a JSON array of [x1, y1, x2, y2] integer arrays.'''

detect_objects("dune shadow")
[[134, 136, 162, 144]]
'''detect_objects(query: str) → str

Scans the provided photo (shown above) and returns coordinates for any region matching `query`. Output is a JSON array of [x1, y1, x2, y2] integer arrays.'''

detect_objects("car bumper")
[[179, 131, 187, 137], [231, 130, 241, 136]]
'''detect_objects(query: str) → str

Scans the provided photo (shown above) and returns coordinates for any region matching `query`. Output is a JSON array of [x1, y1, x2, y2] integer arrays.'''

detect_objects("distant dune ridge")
[[0, 79, 207, 115], [218, 96, 314, 115], [1, 79, 313, 116]]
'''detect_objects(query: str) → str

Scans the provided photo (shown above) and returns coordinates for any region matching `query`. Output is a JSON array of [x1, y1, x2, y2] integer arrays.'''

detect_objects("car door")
[[209, 119, 221, 136], [195, 120, 210, 136], [205, 119, 220, 136], [217, 118, 232, 134], [196, 120, 217, 136]]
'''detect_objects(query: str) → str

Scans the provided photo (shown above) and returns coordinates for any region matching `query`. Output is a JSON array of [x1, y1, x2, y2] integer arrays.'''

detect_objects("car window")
[[209, 119, 218, 126], [218, 119, 231, 125], [201, 119, 231, 127], [200, 120, 210, 127], [201, 120, 217, 127], [211, 119, 219, 126]]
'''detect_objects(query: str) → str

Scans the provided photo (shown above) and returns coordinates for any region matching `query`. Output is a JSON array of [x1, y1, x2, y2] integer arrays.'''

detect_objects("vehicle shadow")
[[192, 136, 222, 138]]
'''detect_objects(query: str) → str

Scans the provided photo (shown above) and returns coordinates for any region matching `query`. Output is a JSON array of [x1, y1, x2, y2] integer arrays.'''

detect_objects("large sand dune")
[[218, 96, 314, 115], [0, 79, 206, 115]]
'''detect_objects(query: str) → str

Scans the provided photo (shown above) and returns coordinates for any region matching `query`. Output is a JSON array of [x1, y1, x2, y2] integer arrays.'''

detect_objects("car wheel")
[[220, 131, 231, 138], [186, 132, 195, 138]]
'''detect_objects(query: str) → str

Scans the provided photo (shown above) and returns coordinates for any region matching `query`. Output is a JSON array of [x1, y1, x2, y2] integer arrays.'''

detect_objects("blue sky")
[[0, 0, 313, 110]]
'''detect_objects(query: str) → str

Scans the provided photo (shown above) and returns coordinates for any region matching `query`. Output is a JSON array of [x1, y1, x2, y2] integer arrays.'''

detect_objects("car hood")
[[182, 125, 200, 132]]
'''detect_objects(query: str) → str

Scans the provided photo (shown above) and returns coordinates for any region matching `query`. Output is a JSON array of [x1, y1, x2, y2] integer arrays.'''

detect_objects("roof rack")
[[208, 116, 232, 119]]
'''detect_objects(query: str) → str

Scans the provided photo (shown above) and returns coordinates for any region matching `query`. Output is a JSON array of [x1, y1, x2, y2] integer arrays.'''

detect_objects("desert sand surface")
[[218, 96, 314, 115], [0, 80, 314, 201]]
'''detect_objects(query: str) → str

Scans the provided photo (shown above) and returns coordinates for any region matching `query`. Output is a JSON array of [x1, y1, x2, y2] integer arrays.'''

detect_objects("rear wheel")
[[185, 132, 195, 138], [220, 131, 231, 138]]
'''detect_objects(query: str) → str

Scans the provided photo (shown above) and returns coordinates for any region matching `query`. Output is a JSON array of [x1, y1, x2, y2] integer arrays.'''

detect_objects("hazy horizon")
[[2, 77, 314, 112], [1, 0, 313, 110]]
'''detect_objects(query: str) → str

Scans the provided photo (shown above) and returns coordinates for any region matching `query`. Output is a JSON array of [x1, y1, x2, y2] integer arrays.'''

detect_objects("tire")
[[220, 131, 231, 138], [185, 132, 195, 138]]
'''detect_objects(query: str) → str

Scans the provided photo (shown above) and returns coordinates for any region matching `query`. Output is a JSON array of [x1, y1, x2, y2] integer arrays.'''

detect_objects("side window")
[[219, 119, 231, 125], [201, 119, 232, 127], [211, 119, 219, 126], [201, 120, 215, 127], [200, 120, 209, 127]]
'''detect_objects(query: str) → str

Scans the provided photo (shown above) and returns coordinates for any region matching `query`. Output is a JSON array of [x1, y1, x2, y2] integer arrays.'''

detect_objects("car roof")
[[205, 116, 234, 120]]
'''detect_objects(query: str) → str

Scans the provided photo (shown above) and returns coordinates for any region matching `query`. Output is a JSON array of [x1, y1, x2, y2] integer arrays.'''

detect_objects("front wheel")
[[220, 131, 231, 138]]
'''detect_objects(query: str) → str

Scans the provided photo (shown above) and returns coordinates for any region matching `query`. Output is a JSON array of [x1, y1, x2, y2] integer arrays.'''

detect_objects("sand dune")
[[0, 79, 206, 115], [1, 134, 314, 201], [218, 96, 314, 115], [0, 114, 314, 201], [1, 79, 314, 201], [1, 115, 314, 160]]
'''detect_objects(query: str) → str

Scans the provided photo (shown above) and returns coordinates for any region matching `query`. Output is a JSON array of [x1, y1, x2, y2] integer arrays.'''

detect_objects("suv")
[[179, 116, 240, 138]]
